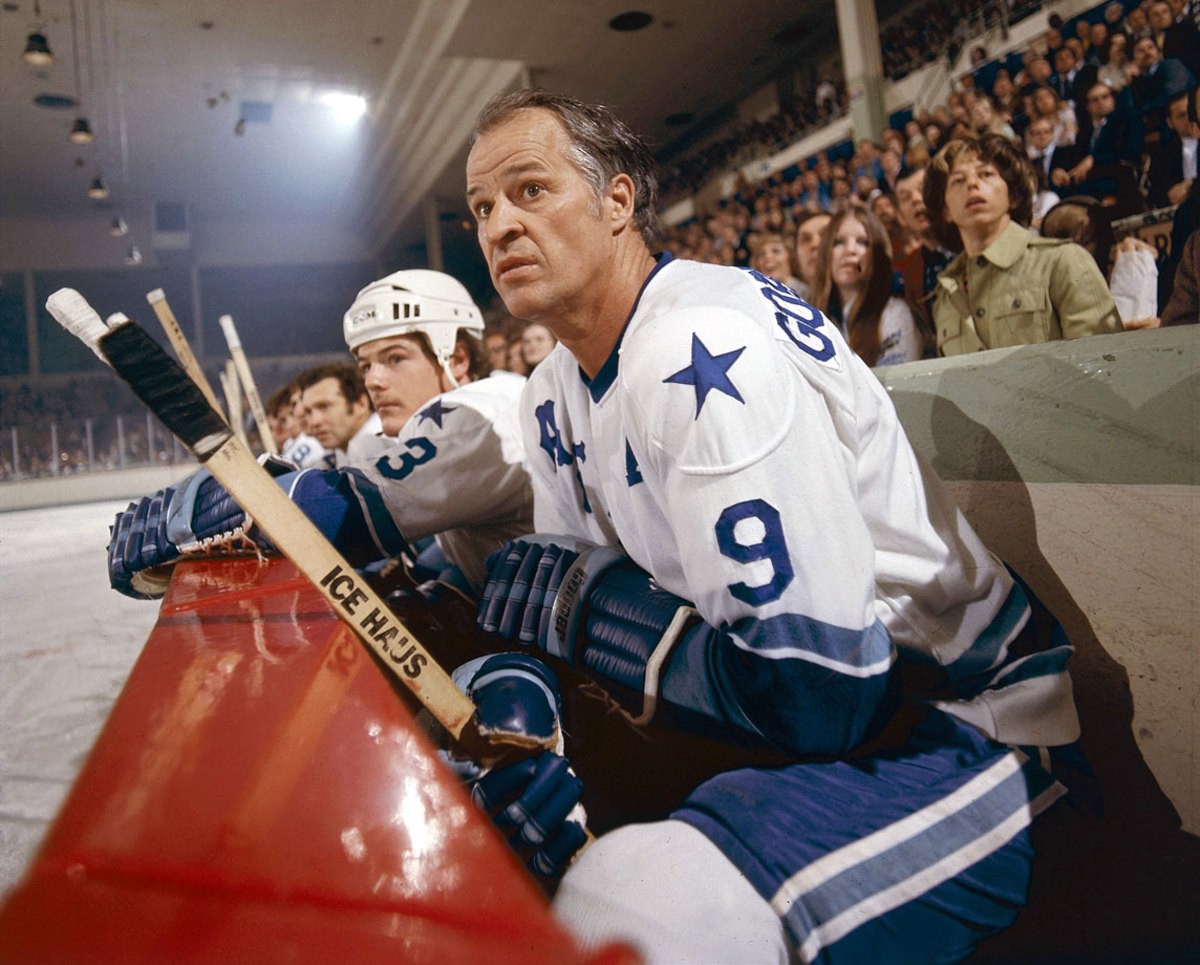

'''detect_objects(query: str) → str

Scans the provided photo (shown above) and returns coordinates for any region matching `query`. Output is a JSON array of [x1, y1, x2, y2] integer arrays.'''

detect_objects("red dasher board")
[[0, 558, 637, 965]]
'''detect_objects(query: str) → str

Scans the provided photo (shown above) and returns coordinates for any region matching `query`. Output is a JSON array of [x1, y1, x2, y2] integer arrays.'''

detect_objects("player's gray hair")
[[472, 88, 660, 245]]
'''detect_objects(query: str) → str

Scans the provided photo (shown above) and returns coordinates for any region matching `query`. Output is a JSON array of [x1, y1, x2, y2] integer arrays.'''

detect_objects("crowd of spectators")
[[659, 0, 1198, 363]]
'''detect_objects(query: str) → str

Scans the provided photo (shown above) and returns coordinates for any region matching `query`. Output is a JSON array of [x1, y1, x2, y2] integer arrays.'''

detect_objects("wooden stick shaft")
[[203, 434, 479, 738], [220, 314, 278, 455], [146, 288, 225, 416], [220, 361, 249, 447]]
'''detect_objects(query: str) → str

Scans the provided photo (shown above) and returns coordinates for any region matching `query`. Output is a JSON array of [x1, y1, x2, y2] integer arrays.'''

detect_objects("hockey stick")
[[146, 287, 225, 417], [218, 361, 249, 447], [46, 288, 530, 764], [219, 313, 279, 456]]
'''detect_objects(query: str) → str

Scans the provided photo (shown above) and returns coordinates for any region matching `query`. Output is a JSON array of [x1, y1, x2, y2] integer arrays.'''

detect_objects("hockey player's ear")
[[447, 341, 471, 385], [606, 173, 636, 234]]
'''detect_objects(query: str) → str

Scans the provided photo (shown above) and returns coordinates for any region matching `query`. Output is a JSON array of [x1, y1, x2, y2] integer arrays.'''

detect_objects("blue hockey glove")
[[450, 653, 588, 880], [108, 469, 261, 599], [108, 464, 406, 599], [477, 536, 697, 725]]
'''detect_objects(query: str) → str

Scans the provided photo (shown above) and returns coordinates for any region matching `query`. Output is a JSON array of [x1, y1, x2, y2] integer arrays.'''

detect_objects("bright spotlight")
[[321, 91, 367, 122]]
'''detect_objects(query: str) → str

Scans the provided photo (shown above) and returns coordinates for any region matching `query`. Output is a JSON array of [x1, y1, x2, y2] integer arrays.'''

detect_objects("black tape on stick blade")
[[100, 322, 230, 458]]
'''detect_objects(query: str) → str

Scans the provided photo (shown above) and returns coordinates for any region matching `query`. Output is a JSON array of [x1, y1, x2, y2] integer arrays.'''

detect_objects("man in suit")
[[1149, 0, 1200, 65], [1053, 81, 1146, 212], [1130, 35, 1197, 141], [1148, 89, 1199, 206]]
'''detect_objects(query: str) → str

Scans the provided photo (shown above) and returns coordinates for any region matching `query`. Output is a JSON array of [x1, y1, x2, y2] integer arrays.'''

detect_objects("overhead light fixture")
[[125, 245, 142, 266], [22, 3, 53, 65], [234, 117, 245, 136], [109, 216, 128, 236], [69, 116, 94, 144], [87, 175, 108, 200], [22, 31, 54, 66]]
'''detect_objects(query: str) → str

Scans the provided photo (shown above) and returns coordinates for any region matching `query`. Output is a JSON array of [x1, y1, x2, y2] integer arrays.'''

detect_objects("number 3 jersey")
[[290, 370, 534, 592], [523, 254, 1079, 756]]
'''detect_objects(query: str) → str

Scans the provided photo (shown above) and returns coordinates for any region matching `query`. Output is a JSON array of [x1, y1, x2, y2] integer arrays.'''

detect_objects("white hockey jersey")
[[355, 370, 532, 590], [523, 254, 1078, 755]]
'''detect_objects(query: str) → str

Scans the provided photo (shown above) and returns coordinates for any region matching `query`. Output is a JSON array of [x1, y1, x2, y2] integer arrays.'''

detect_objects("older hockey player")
[[292, 362, 389, 467], [465, 89, 1081, 963], [107, 269, 533, 596]]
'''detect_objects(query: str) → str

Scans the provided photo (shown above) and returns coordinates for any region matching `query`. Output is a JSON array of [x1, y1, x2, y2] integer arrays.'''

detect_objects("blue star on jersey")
[[664, 333, 746, 418], [417, 399, 457, 428]]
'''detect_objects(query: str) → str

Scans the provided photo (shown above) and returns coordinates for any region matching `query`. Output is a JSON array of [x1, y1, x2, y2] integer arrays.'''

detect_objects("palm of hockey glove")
[[451, 653, 588, 880], [108, 469, 264, 599], [478, 536, 697, 724]]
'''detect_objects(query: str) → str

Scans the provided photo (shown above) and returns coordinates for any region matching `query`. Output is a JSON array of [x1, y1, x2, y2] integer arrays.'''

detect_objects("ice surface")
[[0, 500, 160, 896]]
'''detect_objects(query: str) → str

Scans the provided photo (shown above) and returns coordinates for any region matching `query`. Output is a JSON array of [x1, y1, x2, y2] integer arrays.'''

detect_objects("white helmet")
[[343, 269, 484, 381]]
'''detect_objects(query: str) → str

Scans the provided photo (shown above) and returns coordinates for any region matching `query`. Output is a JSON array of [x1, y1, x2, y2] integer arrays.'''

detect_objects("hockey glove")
[[108, 464, 405, 599], [477, 536, 697, 725], [108, 469, 262, 599], [451, 653, 588, 880]]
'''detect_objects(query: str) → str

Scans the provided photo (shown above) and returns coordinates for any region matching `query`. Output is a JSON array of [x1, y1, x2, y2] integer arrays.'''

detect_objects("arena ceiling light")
[[87, 175, 108, 200], [21, 2, 53, 65], [68, 116, 94, 143]]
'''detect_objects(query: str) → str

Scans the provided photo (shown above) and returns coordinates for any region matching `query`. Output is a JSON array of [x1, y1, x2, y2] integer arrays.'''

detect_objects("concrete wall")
[[878, 327, 1198, 840]]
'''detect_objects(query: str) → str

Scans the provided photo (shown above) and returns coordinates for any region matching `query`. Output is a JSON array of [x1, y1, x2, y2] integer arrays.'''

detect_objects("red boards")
[[0, 558, 637, 965]]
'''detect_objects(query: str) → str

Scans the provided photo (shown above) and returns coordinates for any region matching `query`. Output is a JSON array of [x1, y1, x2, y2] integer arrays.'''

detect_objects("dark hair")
[[814, 206, 896, 367], [923, 134, 1036, 252], [375, 328, 492, 382], [294, 363, 369, 407], [472, 88, 660, 245], [1041, 196, 1115, 272], [266, 383, 294, 418]]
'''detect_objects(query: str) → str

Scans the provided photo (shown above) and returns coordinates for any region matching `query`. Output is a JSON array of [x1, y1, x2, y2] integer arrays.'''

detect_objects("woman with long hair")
[[814, 206, 921, 366], [1031, 85, 1078, 147]]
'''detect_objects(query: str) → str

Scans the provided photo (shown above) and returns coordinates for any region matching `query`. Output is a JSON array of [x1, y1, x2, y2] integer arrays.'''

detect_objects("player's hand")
[[478, 536, 698, 720], [107, 469, 265, 599], [477, 535, 625, 660], [451, 653, 588, 880]]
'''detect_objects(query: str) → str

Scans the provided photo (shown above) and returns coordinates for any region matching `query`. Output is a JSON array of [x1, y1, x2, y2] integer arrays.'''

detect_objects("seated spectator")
[[923, 133, 1123, 355], [1097, 31, 1134, 92], [1147, 88, 1199, 207], [1051, 44, 1093, 108], [1025, 115, 1067, 229], [893, 163, 950, 355], [1149, 0, 1200, 66], [505, 334, 530, 376], [1032, 85, 1079, 146], [814, 206, 922, 366], [1086, 21, 1110, 68], [751, 231, 803, 292], [1052, 81, 1145, 212], [1128, 34, 1197, 141], [520, 322, 558, 371], [792, 210, 832, 300], [1041, 198, 1161, 328], [483, 327, 510, 372], [971, 94, 1018, 140], [870, 190, 910, 260], [1124, 4, 1153, 40]]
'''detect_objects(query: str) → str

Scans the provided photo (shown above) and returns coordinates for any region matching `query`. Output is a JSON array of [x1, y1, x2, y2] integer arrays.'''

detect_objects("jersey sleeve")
[[359, 392, 532, 544], [617, 300, 898, 757]]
